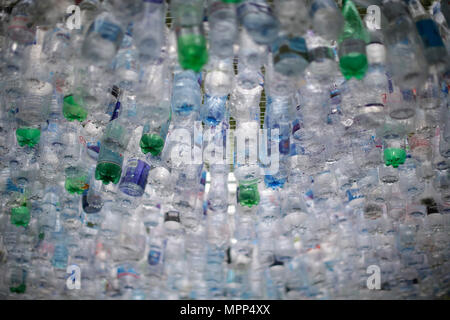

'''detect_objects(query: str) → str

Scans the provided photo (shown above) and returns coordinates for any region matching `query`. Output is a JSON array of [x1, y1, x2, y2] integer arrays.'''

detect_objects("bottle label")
[[8, 16, 32, 33], [87, 141, 101, 159], [209, 1, 230, 16], [164, 211, 180, 223], [273, 36, 309, 63], [98, 146, 123, 166], [338, 38, 366, 57], [88, 19, 123, 43], [148, 246, 162, 265], [47, 122, 59, 133], [237, 2, 273, 21], [415, 19, 445, 48], [144, 0, 163, 3], [117, 266, 139, 279], [120, 159, 150, 190], [104, 120, 127, 148], [110, 101, 121, 121], [292, 119, 301, 134], [346, 188, 364, 203], [309, 0, 338, 18], [115, 51, 138, 74], [408, 135, 431, 151], [54, 27, 71, 41]]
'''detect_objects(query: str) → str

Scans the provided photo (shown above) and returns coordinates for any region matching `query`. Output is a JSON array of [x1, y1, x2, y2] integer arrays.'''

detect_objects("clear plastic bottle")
[[81, 11, 125, 67], [208, 0, 238, 60], [308, 0, 344, 41], [95, 95, 133, 185], [407, 0, 449, 75], [381, 0, 428, 90], [134, 0, 166, 63], [237, 0, 280, 45]]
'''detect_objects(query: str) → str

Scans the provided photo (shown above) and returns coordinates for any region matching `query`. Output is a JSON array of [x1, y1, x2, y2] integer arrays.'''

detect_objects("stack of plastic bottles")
[[0, 0, 449, 300]]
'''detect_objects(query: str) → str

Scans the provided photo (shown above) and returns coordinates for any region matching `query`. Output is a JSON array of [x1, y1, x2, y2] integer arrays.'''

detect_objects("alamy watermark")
[[165, 122, 280, 175], [66, 5, 81, 30], [366, 5, 381, 30], [66, 264, 81, 290], [366, 265, 381, 290]]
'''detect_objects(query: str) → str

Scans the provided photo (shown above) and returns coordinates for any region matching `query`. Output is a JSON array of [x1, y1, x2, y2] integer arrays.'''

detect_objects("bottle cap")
[[366, 43, 386, 65]]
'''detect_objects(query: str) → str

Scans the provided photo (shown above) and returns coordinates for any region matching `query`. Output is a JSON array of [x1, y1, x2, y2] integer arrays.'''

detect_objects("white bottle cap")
[[366, 43, 386, 65]]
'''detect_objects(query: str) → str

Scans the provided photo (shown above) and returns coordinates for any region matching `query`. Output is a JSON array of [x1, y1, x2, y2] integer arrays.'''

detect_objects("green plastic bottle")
[[63, 94, 88, 122], [95, 146, 125, 185], [95, 112, 132, 185], [140, 116, 169, 157], [177, 34, 208, 72], [237, 182, 260, 207], [338, 0, 369, 79], [172, 0, 208, 72]]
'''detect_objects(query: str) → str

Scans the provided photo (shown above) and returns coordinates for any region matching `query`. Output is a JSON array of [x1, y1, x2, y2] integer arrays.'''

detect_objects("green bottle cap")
[[95, 162, 122, 185], [384, 148, 406, 168], [237, 183, 260, 208], [63, 94, 88, 122], [140, 133, 165, 156], [177, 34, 208, 72], [16, 127, 41, 147], [10, 283, 26, 294], [339, 53, 368, 79], [11, 204, 30, 227]]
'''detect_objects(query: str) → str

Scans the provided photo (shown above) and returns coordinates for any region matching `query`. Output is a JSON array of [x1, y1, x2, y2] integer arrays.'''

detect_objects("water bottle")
[[118, 139, 151, 198], [357, 43, 388, 129], [381, 0, 428, 90], [237, 28, 268, 71], [308, 0, 344, 41], [171, 0, 208, 72], [274, 0, 310, 37], [337, 0, 369, 80], [133, 0, 166, 63], [81, 11, 125, 67], [95, 94, 133, 185], [271, 33, 309, 77], [6, 0, 36, 45], [407, 0, 449, 75], [102, 0, 144, 26], [14, 46, 52, 148], [139, 63, 172, 157], [378, 122, 407, 168], [202, 59, 233, 125], [237, 0, 280, 45], [208, 0, 238, 60], [171, 70, 202, 118]]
